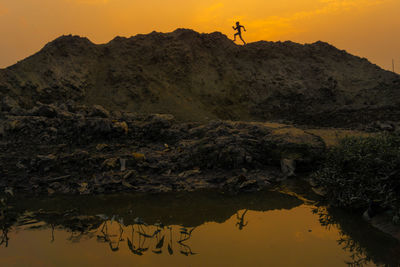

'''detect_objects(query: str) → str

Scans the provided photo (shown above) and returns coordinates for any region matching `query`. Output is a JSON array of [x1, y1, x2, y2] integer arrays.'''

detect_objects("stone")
[[281, 158, 296, 177], [0, 123, 4, 137], [224, 175, 247, 192], [120, 158, 127, 171], [89, 105, 110, 118], [368, 213, 400, 241], [34, 104, 59, 118], [4, 187, 13, 196], [123, 170, 137, 180], [132, 153, 146, 161], [1, 96, 19, 112], [7, 120, 23, 131], [178, 169, 201, 178], [122, 180, 134, 188], [47, 188, 55, 195], [239, 179, 259, 192], [113, 121, 129, 134], [96, 144, 109, 151], [102, 158, 119, 170], [377, 121, 394, 131], [78, 182, 89, 194], [311, 187, 326, 196]]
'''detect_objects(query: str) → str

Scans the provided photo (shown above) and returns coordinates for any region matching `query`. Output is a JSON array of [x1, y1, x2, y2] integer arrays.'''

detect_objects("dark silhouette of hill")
[[1, 28, 399, 126]]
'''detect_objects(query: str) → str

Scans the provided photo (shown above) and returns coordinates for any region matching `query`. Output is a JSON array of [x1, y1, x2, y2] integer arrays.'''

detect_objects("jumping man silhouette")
[[233, 21, 246, 45]]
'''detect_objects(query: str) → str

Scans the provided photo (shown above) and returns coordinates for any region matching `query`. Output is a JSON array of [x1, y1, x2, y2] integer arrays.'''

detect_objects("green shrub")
[[312, 133, 400, 222]]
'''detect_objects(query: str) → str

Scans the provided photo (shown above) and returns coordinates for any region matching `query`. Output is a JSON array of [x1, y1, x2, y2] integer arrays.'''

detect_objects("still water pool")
[[0, 190, 398, 266]]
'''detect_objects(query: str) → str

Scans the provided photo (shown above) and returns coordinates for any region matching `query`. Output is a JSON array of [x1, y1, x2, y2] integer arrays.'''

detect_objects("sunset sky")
[[0, 0, 399, 71]]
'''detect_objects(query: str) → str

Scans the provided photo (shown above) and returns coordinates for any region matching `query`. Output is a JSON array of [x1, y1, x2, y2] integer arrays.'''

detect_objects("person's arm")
[[232, 26, 236, 30], [242, 26, 246, 31]]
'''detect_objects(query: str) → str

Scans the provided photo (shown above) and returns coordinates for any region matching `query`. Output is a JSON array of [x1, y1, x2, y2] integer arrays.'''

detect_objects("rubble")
[[0, 103, 325, 195]]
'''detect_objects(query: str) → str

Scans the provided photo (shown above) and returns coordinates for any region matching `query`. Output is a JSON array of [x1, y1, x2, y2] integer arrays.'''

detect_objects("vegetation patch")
[[312, 133, 400, 223]]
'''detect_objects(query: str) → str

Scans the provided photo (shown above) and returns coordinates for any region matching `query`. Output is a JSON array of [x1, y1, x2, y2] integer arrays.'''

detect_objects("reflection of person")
[[233, 21, 246, 45], [236, 209, 248, 230]]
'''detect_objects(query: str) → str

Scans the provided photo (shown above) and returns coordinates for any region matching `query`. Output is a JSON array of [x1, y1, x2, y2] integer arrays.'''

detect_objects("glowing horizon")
[[0, 0, 399, 71]]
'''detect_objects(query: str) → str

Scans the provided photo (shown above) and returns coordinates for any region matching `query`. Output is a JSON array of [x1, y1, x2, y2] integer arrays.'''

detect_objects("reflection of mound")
[[13, 191, 303, 227]]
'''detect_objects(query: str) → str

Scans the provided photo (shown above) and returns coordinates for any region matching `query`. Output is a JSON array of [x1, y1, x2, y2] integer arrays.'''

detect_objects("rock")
[[149, 114, 175, 123], [47, 188, 55, 195], [147, 114, 175, 129], [1, 96, 19, 112], [56, 110, 74, 119], [31, 104, 59, 118], [96, 144, 109, 151], [113, 121, 128, 134], [123, 170, 137, 180], [48, 175, 71, 182], [281, 158, 296, 177], [239, 179, 259, 192], [32, 154, 57, 173], [178, 169, 201, 178], [311, 187, 326, 196], [132, 153, 146, 161], [0, 123, 4, 137], [224, 175, 247, 192], [15, 161, 26, 169], [9, 106, 25, 116], [78, 182, 90, 194], [102, 158, 119, 170], [89, 105, 110, 118], [376, 121, 394, 131], [37, 154, 57, 161], [89, 119, 112, 134], [223, 175, 260, 193], [365, 212, 400, 241], [111, 110, 123, 119], [120, 158, 127, 171], [4, 187, 13, 196], [6, 120, 23, 131], [225, 175, 246, 185], [122, 180, 134, 188], [153, 185, 172, 193]]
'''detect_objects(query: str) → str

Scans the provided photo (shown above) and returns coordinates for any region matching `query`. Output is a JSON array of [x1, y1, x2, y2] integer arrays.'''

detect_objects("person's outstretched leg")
[[239, 34, 246, 45]]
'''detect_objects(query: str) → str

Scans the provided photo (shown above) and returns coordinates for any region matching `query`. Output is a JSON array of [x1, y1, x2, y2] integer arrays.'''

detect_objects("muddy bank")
[[1, 102, 325, 195]]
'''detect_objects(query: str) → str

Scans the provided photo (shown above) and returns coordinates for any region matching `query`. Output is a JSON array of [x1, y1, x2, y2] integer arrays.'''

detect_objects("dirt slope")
[[1, 28, 399, 126]]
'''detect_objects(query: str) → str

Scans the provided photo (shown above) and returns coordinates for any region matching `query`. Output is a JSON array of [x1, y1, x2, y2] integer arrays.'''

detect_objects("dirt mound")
[[1, 28, 399, 126]]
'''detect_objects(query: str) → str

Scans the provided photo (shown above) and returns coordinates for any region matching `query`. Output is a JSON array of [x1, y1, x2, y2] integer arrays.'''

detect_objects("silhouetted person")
[[233, 21, 246, 45]]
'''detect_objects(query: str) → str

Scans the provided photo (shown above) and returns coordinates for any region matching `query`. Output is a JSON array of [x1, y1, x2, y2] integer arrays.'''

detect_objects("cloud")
[[242, 0, 390, 39]]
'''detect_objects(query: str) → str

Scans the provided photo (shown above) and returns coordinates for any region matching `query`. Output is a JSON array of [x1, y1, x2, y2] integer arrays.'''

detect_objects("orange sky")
[[0, 0, 399, 71]]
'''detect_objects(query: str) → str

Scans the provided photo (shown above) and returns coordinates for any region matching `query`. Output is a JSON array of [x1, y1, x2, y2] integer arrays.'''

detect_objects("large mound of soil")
[[1, 29, 399, 127]]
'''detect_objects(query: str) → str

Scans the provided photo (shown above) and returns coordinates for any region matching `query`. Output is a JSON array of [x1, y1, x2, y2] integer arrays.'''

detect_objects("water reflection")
[[0, 224, 10, 248], [235, 209, 248, 230], [314, 206, 400, 267], [0, 190, 399, 266]]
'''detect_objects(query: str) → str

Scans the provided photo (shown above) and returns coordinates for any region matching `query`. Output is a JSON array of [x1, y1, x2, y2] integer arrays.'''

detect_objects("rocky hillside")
[[1, 29, 399, 126]]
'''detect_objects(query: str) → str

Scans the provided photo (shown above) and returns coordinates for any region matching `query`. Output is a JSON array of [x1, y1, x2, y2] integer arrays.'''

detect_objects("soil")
[[0, 29, 399, 195], [1, 102, 327, 195], [1, 29, 399, 128]]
